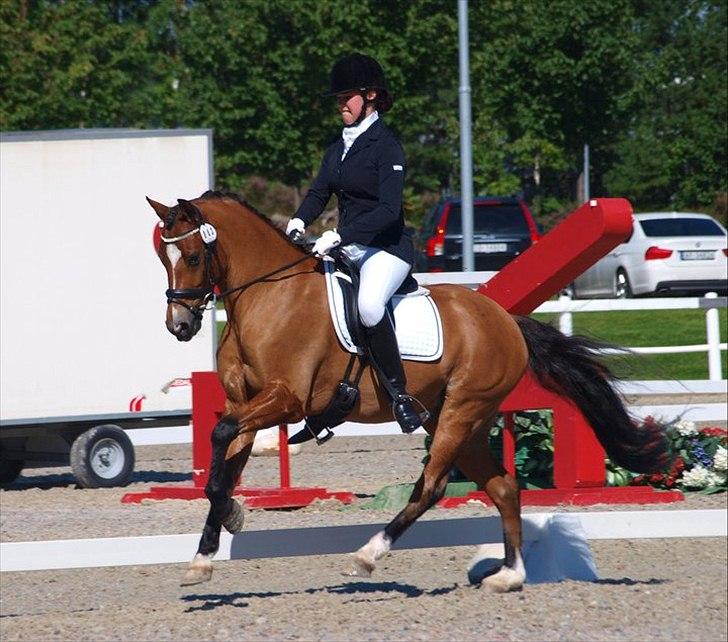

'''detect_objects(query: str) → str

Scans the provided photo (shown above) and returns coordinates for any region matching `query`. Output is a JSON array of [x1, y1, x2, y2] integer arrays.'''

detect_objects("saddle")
[[288, 252, 443, 446]]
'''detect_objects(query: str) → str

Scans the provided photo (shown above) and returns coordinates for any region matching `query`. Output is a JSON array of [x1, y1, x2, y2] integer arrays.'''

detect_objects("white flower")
[[679, 465, 712, 489], [713, 446, 727, 473], [707, 470, 726, 487], [675, 419, 698, 437]]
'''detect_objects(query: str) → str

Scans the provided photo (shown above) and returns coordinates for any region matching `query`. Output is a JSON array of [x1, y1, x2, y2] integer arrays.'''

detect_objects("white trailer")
[[0, 129, 215, 486]]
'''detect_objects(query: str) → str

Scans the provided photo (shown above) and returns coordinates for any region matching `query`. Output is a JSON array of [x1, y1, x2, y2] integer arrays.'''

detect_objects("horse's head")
[[147, 197, 218, 342]]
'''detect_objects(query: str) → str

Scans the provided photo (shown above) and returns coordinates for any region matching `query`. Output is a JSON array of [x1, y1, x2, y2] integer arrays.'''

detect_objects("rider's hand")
[[312, 230, 341, 257], [286, 217, 306, 238]]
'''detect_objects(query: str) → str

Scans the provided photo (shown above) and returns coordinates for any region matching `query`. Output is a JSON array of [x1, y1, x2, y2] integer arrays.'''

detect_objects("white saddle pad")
[[323, 258, 443, 362]]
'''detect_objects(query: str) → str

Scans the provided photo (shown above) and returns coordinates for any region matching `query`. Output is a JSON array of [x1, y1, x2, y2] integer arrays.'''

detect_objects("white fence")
[[539, 292, 726, 381], [415, 272, 726, 382]]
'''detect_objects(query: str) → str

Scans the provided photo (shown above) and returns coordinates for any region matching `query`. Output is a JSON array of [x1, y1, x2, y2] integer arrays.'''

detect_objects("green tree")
[[465, 0, 639, 221], [0, 0, 178, 131], [605, 0, 727, 212]]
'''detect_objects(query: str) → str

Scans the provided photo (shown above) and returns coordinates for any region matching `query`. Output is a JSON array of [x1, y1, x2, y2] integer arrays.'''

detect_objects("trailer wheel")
[[0, 458, 24, 485], [70, 425, 135, 488]]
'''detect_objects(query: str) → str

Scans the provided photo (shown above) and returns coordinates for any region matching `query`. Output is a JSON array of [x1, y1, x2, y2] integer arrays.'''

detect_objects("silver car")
[[569, 212, 727, 298]]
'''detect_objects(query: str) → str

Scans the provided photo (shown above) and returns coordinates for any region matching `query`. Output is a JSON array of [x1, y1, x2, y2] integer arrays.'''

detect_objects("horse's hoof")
[[222, 499, 245, 534], [343, 554, 374, 578], [180, 554, 213, 586], [180, 564, 213, 586], [482, 567, 524, 593]]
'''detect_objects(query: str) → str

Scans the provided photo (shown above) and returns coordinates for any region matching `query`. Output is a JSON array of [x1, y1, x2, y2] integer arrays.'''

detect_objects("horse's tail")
[[515, 316, 672, 473]]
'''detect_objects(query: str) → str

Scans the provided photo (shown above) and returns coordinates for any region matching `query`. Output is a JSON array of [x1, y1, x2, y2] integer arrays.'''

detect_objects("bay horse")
[[147, 191, 670, 592]]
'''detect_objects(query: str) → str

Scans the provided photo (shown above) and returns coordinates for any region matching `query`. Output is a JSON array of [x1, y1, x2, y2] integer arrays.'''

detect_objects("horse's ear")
[[177, 198, 202, 223], [146, 197, 170, 221]]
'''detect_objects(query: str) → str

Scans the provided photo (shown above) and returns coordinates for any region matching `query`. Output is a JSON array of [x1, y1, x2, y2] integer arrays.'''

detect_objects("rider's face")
[[336, 90, 376, 126]]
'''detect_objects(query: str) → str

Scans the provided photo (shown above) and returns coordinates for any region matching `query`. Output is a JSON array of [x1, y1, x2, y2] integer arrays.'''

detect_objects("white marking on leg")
[[358, 530, 391, 565], [513, 549, 526, 580], [482, 549, 526, 593], [180, 552, 214, 586], [166, 243, 181, 288], [345, 530, 392, 577]]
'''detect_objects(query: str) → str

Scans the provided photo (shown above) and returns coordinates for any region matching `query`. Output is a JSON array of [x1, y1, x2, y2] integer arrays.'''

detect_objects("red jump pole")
[[278, 425, 291, 489], [438, 199, 683, 507], [502, 413, 516, 478], [122, 374, 355, 507]]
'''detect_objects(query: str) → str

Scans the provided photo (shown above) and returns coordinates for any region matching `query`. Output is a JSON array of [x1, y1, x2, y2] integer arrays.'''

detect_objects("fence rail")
[[417, 272, 727, 381]]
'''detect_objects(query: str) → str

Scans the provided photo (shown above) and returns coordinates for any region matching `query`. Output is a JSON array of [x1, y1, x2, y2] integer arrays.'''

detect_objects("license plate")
[[680, 250, 714, 261], [474, 243, 507, 253]]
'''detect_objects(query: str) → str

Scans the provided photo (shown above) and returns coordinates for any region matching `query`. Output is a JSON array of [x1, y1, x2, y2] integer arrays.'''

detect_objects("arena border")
[[1, 509, 724, 573]]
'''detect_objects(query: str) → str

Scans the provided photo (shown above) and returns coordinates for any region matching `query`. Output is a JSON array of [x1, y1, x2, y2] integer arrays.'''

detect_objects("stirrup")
[[392, 395, 430, 434], [301, 421, 334, 446]]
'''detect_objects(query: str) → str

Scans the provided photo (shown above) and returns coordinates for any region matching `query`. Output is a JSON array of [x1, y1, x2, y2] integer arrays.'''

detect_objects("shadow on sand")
[[181, 581, 460, 612]]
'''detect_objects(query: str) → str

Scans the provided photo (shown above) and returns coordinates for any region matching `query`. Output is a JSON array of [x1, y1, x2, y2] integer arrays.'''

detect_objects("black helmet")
[[325, 53, 393, 112]]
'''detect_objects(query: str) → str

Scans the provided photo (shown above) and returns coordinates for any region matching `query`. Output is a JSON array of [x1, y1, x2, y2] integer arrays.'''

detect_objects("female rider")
[[286, 52, 428, 434]]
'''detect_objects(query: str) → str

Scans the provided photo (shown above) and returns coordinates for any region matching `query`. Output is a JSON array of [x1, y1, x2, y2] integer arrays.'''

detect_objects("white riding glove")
[[312, 230, 342, 257], [286, 217, 306, 236]]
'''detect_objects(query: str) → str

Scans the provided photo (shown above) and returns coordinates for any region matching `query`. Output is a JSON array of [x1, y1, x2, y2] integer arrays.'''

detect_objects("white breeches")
[[341, 243, 411, 328]]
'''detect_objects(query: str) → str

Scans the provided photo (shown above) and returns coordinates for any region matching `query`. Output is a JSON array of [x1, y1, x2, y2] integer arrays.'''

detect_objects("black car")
[[416, 196, 541, 272]]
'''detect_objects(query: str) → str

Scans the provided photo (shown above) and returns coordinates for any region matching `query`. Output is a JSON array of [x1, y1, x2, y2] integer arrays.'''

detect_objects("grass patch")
[[534, 308, 727, 380]]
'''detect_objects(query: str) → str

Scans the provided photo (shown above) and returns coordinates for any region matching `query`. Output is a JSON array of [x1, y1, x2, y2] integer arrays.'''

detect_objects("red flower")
[[700, 427, 728, 438], [643, 416, 659, 429]]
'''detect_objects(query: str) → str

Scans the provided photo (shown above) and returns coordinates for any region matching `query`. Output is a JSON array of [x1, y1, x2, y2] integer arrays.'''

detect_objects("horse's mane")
[[195, 190, 302, 249]]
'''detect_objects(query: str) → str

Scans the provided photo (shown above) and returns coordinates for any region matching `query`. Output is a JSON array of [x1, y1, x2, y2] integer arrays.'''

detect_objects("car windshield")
[[448, 204, 529, 235], [639, 218, 725, 237]]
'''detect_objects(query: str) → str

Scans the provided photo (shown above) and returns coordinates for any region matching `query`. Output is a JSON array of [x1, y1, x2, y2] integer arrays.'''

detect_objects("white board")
[[0, 129, 215, 420]]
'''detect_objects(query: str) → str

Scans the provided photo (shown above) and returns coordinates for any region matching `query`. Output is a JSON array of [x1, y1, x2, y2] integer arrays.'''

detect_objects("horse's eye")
[[187, 254, 200, 267]]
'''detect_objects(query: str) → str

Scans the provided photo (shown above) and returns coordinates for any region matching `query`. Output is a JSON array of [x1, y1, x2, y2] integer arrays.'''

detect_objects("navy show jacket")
[[295, 118, 415, 266]]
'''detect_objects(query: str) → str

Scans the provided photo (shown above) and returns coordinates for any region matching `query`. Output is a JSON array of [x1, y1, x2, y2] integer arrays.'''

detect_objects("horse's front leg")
[[181, 380, 303, 586]]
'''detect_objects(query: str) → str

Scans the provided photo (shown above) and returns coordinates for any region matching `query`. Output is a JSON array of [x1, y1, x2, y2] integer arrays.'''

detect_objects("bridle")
[[159, 222, 219, 323], [159, 219, 310, 323]]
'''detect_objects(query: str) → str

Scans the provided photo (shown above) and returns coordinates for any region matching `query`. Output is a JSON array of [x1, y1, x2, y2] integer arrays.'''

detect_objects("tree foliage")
[[1, 0, 725, 227], [605, 0, 728, 214]]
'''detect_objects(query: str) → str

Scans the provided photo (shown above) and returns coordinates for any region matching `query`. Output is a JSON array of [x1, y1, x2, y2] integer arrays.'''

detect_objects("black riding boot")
[[364, 316, 430, 434]]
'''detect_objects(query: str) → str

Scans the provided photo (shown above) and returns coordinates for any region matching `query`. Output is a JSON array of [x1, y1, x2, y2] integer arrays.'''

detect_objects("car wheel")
[[615, 269, 633, 299], [561, 283, 577, 299], [70, 425, 135, 488]]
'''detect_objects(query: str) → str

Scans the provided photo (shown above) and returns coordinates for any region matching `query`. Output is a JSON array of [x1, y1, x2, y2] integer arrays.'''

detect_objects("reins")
[[215, 254, 312, 299], [160, 214, 313, 318]]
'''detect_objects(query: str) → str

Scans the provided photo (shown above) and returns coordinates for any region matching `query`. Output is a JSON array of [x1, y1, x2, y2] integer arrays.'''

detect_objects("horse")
[[146, 191, 671, 592]]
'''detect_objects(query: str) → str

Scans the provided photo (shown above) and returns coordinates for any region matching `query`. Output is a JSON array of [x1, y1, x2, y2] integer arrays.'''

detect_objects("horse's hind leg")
[[453, 428, 525, 593], [345, 400, 482, 578]]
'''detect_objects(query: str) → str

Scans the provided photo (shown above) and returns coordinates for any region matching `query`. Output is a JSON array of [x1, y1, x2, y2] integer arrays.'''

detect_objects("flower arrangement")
[[425, 413, 727, 494], [626, 420, 727, 493]]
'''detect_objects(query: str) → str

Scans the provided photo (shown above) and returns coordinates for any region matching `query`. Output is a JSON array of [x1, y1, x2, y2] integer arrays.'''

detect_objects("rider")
[[286, 52, 429, 434]]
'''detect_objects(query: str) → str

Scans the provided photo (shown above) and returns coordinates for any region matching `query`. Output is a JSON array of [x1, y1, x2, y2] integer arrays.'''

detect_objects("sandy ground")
[[1, 436, 727, 641]]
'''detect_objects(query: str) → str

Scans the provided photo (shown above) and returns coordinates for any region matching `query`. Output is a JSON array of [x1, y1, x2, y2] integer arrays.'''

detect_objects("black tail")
[[515, 316, 672, 473]]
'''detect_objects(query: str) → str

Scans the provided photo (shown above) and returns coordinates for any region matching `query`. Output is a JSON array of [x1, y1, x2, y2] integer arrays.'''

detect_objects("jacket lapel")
[[342, 118, 382, 163]]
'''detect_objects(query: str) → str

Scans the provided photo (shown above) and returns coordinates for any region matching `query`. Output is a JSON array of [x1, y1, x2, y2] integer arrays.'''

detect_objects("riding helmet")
[[325, 53, 393, 112]]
